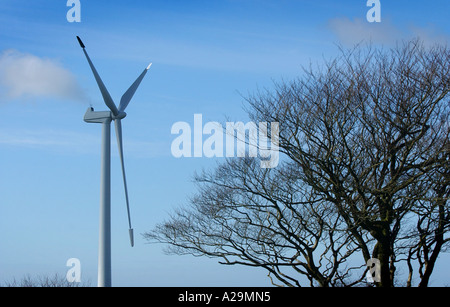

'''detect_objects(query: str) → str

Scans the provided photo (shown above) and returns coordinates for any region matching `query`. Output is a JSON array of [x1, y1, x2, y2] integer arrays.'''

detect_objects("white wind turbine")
[[77, 36, 151, 287]]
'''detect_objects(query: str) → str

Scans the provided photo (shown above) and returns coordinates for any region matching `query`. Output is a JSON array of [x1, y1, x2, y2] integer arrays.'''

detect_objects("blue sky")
[[0, 0, 449, 286]]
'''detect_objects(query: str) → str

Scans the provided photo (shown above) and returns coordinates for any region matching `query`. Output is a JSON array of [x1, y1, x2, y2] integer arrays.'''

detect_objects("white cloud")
[[328, 17, 449, 47], [0, 50, 86, 102], [409, 24, 450, 47], [328, 17, 401, 46]]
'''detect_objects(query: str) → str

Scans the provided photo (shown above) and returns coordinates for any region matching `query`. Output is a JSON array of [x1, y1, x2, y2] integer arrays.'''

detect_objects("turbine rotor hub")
[[113, 112, 127, 120]]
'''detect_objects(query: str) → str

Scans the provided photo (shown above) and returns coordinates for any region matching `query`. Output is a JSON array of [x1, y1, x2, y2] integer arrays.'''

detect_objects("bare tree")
[[149, 158, 371, 287], [145, 39, 449, 287], [2, 273, 90, 287]]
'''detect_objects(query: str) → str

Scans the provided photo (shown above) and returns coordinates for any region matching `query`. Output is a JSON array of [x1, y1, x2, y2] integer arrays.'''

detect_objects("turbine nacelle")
[[84, 107, 127, 124], [84, 107, 111, 123]]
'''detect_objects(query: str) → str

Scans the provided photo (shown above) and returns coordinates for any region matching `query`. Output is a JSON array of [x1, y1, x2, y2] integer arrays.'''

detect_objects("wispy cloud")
[[0, 129, 99, 154], [328, 18, 400, 46], [0, 50, 87, 102], [0, 128, 168, 158], [328, 17, 449, 47], [408, 24, 450, 47]]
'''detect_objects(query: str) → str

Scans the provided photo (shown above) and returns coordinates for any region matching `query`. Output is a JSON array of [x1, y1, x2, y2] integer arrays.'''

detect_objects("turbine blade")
[[114, 119, 134, 247], [129, 228, 134, 248], [77, 37, 119, 116], [118, 63, 152, 112], [76, 36, 85, 49]]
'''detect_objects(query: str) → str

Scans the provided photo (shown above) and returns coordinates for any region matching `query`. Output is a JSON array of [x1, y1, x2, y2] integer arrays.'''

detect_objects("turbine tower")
[[77, 36, 151, 287]]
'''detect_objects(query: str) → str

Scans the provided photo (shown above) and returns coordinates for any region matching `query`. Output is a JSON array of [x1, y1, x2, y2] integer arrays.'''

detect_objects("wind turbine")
[[77, 36, 151, 287]]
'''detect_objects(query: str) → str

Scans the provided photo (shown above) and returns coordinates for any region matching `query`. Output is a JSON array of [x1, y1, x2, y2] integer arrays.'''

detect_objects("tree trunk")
[[418, 238, 443, 287], [374, 238, 393, 287]]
